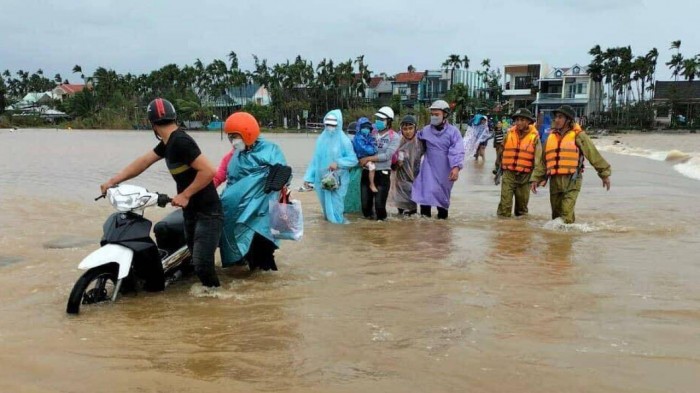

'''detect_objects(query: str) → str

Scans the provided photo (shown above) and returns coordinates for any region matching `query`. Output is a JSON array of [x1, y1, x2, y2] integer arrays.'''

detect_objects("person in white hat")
[[357, 106, 400, 220]]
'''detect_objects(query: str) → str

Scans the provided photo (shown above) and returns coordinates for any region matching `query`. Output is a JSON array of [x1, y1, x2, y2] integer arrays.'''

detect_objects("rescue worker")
[[497, 108, 541, 217], [531, 105, 612, 223]]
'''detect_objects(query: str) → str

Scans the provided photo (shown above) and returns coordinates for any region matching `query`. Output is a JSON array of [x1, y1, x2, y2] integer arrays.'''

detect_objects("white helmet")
[[430, 99, 451, 114], [375, 106, 395, 120]]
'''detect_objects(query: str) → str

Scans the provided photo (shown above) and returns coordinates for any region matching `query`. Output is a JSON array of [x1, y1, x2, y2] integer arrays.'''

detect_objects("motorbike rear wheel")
[[66, 265, 119, 314]]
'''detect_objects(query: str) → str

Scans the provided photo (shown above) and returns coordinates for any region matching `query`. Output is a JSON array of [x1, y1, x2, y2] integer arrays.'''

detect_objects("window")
[[576, 82, 588, 94], [514, 76, 532, 89], [573, 66, 580, 75], [555, 70, 562, 78]]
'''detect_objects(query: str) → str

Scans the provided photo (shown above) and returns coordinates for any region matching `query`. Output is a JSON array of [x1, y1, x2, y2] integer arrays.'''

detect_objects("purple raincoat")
[[411, 123, 465, 209]]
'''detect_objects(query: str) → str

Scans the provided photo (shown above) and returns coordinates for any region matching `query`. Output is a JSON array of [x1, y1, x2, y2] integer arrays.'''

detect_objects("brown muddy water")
[[0, 129, 699, 392]]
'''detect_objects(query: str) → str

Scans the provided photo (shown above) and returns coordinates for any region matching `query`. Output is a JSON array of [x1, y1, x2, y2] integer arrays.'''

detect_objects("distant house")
[[392, 71, 424, 106], [52, 84, 86, 100], [375, 80, 393, 104], [502, 62, 548, 111], [653, 81, 700, 126], [204, 83, 272, 109], [420, 68, 485, 104], [364, 77, 385, 100], [532, 64, 602, 117], [4, 91, 59, 112]]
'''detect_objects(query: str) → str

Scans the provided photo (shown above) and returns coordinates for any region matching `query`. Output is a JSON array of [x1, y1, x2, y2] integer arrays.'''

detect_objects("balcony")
[[503, 88, 534, 97], [539, 93, 562, 99]]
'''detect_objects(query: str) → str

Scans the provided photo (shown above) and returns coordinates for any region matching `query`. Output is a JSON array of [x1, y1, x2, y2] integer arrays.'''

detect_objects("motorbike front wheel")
[[66, 265, 119, 314]]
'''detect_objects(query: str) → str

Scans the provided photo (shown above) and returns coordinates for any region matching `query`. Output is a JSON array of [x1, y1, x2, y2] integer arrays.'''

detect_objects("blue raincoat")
[[219, 137, 287, 266], [304, 109, 359, 224]]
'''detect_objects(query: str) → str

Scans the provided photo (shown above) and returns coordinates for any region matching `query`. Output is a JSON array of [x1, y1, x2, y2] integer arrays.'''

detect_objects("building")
[[533, 64, 602, 118], [375, 80, 393, 103], [653, 81, 700, 126], [502, 62, 548, 112], [391, 71, 424, 106], [52, 84, 86, 100], [419, 68, 487, 104], [4, 91, 59, 112], [204, 83, 271, 109], [364, 76, 385, 101]]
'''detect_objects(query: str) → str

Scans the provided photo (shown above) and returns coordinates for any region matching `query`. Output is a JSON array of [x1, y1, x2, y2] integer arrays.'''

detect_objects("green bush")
[[0, 115, 11, 128], [342, 107, 376, 125]]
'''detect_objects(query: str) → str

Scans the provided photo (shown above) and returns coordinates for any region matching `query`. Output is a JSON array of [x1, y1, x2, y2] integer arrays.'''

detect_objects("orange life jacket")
[[545, 124, 582, 176], [501, 125, 539, 173]]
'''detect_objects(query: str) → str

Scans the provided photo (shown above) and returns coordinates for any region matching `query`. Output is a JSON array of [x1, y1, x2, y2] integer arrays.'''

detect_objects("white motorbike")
[[66, 184, 190, 314]]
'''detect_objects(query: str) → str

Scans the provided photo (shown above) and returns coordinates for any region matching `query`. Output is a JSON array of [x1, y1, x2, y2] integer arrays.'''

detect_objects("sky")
[[1, 0, 698, 82]]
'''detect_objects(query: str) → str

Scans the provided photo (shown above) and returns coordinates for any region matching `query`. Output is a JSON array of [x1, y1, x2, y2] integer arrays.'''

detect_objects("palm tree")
[[645, 48, 659, 99], [72, 65, 85, 81], [588, 45, 605, 114], [668, 40, 683, 81], [442, 54, 462, 89], [681, 57, 698, 82], [355, 55, 372, 100], [462, 55, 470, 70], [667, 53, 684, 82], [670, 40, 681, 53]]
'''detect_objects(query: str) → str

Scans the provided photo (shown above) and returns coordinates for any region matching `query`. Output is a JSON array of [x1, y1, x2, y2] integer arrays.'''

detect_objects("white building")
[[533, 64, 602, 117], [502, 62, 549, 111]]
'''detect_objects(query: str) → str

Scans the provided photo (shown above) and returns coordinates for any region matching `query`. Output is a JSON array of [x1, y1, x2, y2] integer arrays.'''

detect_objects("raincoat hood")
[[356, 116, 372, 133], [303, 109, 359, 224], [472, 114, 488, 126], [323, 109, 343, 134]]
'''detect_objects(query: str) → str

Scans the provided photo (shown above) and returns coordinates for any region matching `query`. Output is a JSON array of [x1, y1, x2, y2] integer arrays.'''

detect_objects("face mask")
[[231, 139, 245, 151], [326, 126, 337, 133], [430, 115, 443, 126], [360, 127, 371, 135], [374, 120, 386, 131]]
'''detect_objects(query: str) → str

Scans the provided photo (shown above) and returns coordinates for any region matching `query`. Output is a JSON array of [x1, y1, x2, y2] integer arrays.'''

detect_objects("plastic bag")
[[269, 188, 304, 241], [321, 170, 341, 191]]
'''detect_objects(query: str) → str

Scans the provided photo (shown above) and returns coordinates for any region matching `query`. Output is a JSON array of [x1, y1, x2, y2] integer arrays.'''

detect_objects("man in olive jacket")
[[531, 105, 611, 223]]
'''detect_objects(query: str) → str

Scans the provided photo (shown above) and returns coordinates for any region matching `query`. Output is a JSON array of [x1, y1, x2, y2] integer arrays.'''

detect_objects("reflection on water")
[[1, 129, 700, 392]]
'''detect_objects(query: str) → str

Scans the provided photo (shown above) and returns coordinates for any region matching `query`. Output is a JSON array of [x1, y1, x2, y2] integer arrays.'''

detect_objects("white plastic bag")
[[269, 193, 304, 241]]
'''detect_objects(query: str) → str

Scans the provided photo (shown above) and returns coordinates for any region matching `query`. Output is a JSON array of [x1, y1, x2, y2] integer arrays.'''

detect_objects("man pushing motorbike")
[[100, 98, 222, 288]]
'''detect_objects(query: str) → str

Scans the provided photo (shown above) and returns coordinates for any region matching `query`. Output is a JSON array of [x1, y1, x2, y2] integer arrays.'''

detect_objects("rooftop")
[[654, 81, 700, 100]]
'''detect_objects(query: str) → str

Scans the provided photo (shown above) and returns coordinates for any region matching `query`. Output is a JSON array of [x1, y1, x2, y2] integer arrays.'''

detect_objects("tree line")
[[1, 41, 698, 130]]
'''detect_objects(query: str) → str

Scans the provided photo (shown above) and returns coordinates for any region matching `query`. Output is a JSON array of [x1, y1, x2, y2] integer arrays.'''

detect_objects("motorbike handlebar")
[[157, 193, 172, 208], [95, 190, 171, 207]]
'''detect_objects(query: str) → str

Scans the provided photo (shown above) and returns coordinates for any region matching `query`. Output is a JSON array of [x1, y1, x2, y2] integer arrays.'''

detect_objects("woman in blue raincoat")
[[219, 112, 287, 271], [303, 109, 359, 224]]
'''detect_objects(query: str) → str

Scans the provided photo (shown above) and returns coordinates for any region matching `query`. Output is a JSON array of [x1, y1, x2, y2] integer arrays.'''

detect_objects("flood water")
[[1, 129, 699, 392]]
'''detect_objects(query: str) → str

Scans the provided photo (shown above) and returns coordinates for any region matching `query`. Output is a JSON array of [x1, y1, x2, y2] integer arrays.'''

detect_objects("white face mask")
[[430, 115, 443, 126], [231, 139, 246, 151]]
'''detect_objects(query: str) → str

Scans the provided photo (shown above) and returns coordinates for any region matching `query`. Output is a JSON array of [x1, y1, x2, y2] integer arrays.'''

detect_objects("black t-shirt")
[[153, 129, 221, 215]]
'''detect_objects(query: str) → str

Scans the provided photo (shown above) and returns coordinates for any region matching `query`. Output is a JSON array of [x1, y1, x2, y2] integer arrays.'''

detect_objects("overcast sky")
[[1, 0, 698, 81]]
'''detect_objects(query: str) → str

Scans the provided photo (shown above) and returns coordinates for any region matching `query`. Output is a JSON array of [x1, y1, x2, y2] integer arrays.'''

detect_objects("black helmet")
[[511, 108, 536, 123], [147, 98, 177, 125], [400, 115, 417, 125], [552, 105, 576, 121]]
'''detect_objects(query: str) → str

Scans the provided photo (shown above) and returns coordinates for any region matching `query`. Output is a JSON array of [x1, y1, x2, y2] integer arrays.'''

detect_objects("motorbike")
[[66, 184, 190, 314]]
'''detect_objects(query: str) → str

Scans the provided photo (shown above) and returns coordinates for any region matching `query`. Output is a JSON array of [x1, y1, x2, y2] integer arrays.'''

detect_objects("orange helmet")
[[223, 112, 260, 146]]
